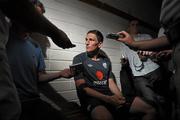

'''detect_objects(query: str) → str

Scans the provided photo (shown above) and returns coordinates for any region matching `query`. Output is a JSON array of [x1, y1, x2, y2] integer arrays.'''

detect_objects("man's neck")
[[91, 55, 100, 61]]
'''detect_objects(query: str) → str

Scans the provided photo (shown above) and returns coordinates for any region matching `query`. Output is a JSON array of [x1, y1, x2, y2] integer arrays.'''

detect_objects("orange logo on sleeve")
[[96, 71, 103, 80]]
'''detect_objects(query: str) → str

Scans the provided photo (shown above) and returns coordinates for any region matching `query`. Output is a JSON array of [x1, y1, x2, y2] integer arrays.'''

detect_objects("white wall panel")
[[49, 61, 72, 70], [49, 80, 74, 91]]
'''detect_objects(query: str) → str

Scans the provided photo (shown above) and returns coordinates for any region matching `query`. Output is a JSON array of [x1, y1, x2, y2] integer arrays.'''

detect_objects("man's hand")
[[137, 50, 158, 61], [51, 30, 76, 49], [59, 68, 73, 78], [106, 95, 126, 106], [116, 31, 134, 45], [137, 50, 156, 56], [155, 49, 172, 59], [137, 50, 172, 60]]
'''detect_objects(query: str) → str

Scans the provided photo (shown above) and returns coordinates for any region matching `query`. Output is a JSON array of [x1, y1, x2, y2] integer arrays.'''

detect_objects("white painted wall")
[[40, 0, 158, 104]]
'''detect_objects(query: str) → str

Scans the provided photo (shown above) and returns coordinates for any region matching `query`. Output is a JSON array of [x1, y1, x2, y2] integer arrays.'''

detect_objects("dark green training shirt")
[[73, 52, 113, 95]]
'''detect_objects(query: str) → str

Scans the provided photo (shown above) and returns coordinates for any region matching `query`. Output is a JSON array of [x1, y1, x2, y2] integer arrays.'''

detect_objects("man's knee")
[[91, 106, 113, 120]]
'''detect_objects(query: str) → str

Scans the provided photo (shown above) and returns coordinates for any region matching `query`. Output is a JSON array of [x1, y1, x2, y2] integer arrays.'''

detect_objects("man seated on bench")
[[72, 30, 158, 120]]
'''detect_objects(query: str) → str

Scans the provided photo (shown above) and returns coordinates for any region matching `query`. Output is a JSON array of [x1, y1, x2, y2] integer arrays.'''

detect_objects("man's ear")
[[98, 42, 103, 48]]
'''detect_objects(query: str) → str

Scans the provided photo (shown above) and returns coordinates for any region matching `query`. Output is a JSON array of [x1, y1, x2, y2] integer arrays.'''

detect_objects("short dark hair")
[[29, 0, 38, 4], [87, 30, 104, 43]]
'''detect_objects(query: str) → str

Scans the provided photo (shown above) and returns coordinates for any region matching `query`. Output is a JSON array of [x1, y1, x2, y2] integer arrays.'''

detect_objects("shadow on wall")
[[38, 83, 90, 120], [30, 33, 50, 58]]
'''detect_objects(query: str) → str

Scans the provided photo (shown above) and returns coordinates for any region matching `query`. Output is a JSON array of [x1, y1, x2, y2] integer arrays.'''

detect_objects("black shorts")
[[81, 95, 134, 119], [133, 68, 163, 107]]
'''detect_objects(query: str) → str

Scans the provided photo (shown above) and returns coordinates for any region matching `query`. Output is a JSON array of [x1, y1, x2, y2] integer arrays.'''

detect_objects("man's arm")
[[130, 36, 170, 50], [117, 31, 170, 51], [75, 79, 125, 106], [108, 78, 125, 105], [109, 78, 122, 97], [38, 68, 73, 83], [75, 79, 108, 101], [0, 0, 75, 49]]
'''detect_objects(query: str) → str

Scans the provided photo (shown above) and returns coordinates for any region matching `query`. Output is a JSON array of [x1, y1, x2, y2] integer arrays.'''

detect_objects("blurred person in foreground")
[[0, 0, 75, 119], [6, 1, 74, 120]]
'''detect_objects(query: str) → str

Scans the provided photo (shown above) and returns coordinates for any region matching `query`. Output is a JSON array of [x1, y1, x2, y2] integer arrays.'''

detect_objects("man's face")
[[129, 20, 139, 34], [85, 33, 102, 52]]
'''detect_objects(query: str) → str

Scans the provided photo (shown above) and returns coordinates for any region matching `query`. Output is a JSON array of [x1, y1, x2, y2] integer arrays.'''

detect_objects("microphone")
[[106, 33, 125, 40]]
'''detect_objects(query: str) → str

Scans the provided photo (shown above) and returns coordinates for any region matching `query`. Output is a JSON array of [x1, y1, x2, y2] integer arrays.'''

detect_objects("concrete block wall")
[[40, 0, 157, 104]]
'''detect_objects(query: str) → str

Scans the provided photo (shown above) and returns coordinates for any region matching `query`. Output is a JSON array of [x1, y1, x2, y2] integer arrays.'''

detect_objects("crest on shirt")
[[102, 63, 107, 69], [96, 71, 103, 80]]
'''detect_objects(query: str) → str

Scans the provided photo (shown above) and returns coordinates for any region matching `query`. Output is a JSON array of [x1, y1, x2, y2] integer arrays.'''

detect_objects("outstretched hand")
[[137, 50, 172, 60], [59, 68, 74, 78], [116, 31, 134, 45], [155, 49, 172, 58], [51, 29, 76, 49]]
